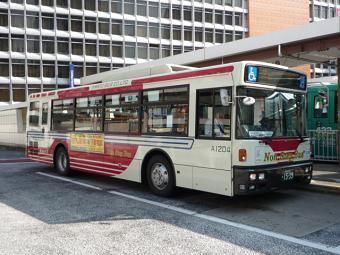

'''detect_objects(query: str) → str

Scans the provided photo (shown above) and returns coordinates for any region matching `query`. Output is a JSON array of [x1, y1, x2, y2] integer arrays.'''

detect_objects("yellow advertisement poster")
[[70, 133, 104, 154]]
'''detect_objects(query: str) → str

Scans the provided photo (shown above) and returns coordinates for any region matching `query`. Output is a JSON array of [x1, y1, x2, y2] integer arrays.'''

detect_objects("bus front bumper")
[[233, 161, 313, 195]]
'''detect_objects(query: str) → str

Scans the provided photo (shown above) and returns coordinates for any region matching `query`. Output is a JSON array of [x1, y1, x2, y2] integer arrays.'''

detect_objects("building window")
[[142, 86, 189, 136], [72, 38, 83, 55], [52, 99, 74, 131], [57, 37, 69, 55], [85, 39, 97, 56], [234, 0, 242, 7], [137, 0, 147, 16], [98, 18, 110, 34], [43, 61, 55, 78], [125, 42, 135, 58], [42, 0, 53, 6], [173, 46, 181, 55], [112, 19, 122, 35], [99, 40, 110, 56], [71, 15, 83, 32], [224, 0, 232, 6], [124, 0, 135, 15], [184, 26, 192, 41], [57, 62, 69, 78], [71, 0, 82, 9], [12, 0, 24, 3], [85, 0, 96, 11], [172, 5, 181, 20], [99, 63, 110, 73], [149, 2, 159, 18], [104, 92, 139, 133], [161, 45, 170, 58], [205, 9, 213, 23], [215, 10, 223, 24], [235, 12, 243, 26], [112, 41, 123, 57], [11, 10, 24, 28], [27, 60, 41, 77], [27, 35, 40, 53], [57, 15, 69, 31], [137, 22, 147, 37], [12, 59, 25, 77], [137, 43, 147, 59], [149, 23, 159, 38], [235, 31, 243, 40], [111, 0, 122, 13], [0, 59, 9, 76], [225, 12, 233, 25], [0, 85, 10, 102], [150, 44, 159, 59], [11, 35, 25, 52], [73, 62, 83, 78], [195, 28, 203, 42], [0, 34, 8, 51], [0, 9, 8, 27], [195, 8, 202, 22], [183, 6, 192, 21], [173, 25, 181, 40], [86, 62, 97, 76], [215, 29, 223, 43], [56, 0, 68, 8], [225, 31, 233, 42], [98, 0, 109, 12], [205, 28, 213, 43], [161, 24, 170, 39], [42, 13, 54, 30], [85, 17, 96, 33], [125, 20, 135, 36], [161, 3, 170, 18]]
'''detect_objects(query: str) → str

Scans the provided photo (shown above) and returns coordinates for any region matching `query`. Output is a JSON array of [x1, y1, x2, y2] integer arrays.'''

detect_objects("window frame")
[[196, 87, 232, 140]]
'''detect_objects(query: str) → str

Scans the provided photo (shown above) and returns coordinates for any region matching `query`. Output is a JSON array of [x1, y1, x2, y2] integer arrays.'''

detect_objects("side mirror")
[[242, 97, 256, 106], [220, 89, 230, 106]]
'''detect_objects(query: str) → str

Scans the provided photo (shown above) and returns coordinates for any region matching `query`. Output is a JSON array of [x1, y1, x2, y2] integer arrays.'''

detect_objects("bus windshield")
[[236, 88, 307, 139]]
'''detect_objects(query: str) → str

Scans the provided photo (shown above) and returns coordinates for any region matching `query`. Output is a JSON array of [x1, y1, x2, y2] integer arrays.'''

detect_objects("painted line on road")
[[36, 172, 340, 255], [36, 172, 103, 191]]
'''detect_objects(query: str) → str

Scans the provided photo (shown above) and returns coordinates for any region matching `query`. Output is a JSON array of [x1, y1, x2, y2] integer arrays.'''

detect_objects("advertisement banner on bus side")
[[70, 133, 104, 154]]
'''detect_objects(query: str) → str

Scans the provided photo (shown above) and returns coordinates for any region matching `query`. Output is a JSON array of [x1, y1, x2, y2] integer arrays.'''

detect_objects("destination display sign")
[[244, 65, 307, 91]]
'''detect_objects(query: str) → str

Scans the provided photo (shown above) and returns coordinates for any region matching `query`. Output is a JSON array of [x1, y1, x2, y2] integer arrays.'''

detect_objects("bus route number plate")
[[282, 170, 294, 181]]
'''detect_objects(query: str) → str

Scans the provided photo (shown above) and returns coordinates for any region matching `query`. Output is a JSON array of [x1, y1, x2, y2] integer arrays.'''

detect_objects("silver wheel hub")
[[58, 152, 67, 171], [151, 163, 168, 190]]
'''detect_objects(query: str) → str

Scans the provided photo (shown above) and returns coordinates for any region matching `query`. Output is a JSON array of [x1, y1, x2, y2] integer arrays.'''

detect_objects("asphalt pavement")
[[0, 148, 340, 255]]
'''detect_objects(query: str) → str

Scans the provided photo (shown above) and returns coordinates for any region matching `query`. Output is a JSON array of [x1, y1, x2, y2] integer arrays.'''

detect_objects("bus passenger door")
[[192, 87, 232, 196]]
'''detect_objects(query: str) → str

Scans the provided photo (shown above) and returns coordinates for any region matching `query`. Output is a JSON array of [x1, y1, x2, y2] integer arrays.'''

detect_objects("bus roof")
[[28, 61, 294, 101]]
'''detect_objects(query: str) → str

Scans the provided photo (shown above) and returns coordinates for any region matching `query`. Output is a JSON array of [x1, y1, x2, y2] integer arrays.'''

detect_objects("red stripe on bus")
[[260, 139, 302, 152], [70, 161, 123, 174], [70, 165, 115, 177], [131, 65, 235, 86]]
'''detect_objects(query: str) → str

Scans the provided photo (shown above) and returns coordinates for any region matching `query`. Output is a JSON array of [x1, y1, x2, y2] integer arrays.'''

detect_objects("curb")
[[299, 180, 340, 195]]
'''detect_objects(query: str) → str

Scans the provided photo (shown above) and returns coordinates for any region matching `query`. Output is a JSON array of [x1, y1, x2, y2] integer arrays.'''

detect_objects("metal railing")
[[308, 129, 339, 162]]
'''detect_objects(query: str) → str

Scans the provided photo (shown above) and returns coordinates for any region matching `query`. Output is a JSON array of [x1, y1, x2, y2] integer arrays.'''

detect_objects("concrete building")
[[0, 0, 338, 106], [0, 0, 248, 104]]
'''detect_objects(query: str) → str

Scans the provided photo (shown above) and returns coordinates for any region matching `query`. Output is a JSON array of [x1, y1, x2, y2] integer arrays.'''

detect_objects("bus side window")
[[197, 87, 232, 139], [29, 101, 40, 127], [42, 103, 48, 125]]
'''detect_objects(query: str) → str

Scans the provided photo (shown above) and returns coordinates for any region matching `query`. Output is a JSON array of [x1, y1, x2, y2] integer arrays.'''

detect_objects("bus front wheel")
[[146, 155, 175, 197], [55, 147, 71, 176]]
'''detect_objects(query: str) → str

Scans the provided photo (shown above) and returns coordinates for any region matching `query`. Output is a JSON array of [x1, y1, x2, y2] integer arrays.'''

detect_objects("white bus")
[[27, 61, 312, 197]]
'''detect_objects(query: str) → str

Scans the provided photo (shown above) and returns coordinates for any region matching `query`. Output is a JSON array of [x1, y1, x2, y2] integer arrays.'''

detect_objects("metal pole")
[[337, 58, 340, 165]]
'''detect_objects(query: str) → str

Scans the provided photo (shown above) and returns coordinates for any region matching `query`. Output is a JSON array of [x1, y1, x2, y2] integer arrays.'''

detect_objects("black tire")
[[146, 155, 175, 197], [54, 147, 71, 176]]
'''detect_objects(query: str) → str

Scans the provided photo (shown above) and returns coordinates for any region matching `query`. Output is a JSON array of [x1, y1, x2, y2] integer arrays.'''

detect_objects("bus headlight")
[[258, 173, 265, 180], [249, 173, 257, 181]]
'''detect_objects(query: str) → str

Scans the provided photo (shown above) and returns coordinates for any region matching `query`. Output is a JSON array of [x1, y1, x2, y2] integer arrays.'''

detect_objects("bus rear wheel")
[[146, 155, 175, 197], [55, 147, 71, 176]]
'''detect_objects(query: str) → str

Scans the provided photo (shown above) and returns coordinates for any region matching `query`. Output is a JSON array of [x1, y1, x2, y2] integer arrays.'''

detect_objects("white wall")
[[0, 108, 26, 147]]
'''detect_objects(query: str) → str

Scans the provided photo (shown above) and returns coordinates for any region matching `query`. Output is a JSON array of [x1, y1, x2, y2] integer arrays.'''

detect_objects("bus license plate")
[[282, 170, 294, 181]]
